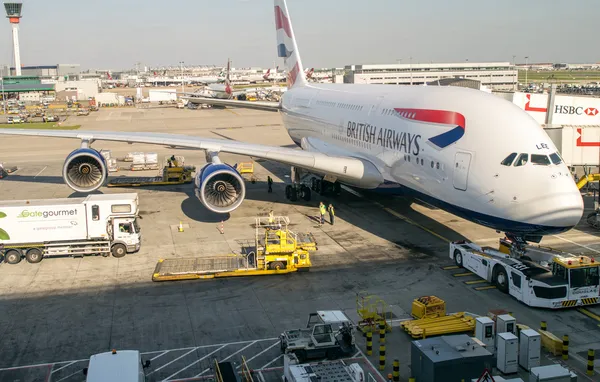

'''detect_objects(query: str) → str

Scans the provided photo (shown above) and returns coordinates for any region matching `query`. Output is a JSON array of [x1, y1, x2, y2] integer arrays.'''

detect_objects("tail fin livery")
[[263, 68, 271, 80], [274, 0, 306, 88], [225, 58, 232, 95]]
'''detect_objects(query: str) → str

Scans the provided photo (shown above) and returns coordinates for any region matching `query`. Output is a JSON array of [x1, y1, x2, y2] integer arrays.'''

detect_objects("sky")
[[0, 0, 598, 71]]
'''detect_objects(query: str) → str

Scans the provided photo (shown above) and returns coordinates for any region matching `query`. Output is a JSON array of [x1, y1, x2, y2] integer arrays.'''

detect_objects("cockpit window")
[[501, 153, 517, 166], [531, 154, 551, 166], [514, 153, 528, 167], [549, 152, 562, 165]]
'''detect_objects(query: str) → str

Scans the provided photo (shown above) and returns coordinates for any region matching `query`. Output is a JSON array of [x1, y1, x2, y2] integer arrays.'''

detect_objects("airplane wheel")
[[454, 250, 463, 267], [285, 185, 292, 200], [315, 179, 322, 194], [311, 178, 316, 191], [334, 182, 341, 196], [302, 186, 311, 201], [290, 187, 298, 202]]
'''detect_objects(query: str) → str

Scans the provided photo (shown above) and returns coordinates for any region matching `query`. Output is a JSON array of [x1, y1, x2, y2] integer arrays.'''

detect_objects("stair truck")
[[0, 194, 141, 264], [280, 311, 356, 363], [450, 238, 599, 309]]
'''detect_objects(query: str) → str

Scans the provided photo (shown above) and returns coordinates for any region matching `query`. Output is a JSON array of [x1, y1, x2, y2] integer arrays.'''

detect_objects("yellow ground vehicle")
[[108, 156, 195, 187], [576, 173, 600, 189], [152, 216, 315, 281]]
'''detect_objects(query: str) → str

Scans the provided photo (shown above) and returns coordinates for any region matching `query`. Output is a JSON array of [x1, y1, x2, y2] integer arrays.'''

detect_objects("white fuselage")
[[279, 83, 584, 237]]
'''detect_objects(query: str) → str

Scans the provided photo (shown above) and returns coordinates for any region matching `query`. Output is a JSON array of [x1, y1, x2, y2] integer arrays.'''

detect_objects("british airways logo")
[[394, 108, 466, 149], [346, 108, 466, 154]]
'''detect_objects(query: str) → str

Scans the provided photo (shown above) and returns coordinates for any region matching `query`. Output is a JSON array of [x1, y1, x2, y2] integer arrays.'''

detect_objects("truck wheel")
[[5, 249, 21, 264], [494, 266, 509, 293], [269, 261, 285, 270], [453, 249, 463, 267], [111, 244, 127, 258], [25, 248, 43, 264]]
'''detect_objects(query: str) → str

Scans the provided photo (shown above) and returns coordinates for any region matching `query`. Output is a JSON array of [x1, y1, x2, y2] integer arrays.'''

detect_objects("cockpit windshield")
[[501, 152, 517, 166], [531, 154, 551, 166], [514, 153, 528, 167], [549, 152, 562, 164]]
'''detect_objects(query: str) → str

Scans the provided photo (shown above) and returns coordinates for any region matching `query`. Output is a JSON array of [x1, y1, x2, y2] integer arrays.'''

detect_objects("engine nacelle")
[[194, 163, 246, 213], [62, 148, 108, 193]]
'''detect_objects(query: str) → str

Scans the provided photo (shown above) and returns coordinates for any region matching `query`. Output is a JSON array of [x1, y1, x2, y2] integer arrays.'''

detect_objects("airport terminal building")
[[343, 62, 518, 91]]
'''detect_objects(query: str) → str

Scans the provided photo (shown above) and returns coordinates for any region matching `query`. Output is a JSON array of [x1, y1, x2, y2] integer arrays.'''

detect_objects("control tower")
[[4, 2, 22, 76]]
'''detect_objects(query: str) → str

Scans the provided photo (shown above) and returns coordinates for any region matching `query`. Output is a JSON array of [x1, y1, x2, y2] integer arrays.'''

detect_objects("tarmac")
[[0, 106, 599, 382]]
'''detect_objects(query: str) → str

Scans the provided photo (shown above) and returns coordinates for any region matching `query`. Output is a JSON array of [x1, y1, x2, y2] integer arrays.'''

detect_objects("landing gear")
[[285, 184, 311, 202], [284, 167, 340, 203]]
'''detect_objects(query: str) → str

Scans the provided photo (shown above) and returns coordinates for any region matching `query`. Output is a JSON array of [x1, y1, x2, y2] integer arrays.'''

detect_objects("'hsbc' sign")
[[512, 92, 600, 125], [555, 105, 599, 116]]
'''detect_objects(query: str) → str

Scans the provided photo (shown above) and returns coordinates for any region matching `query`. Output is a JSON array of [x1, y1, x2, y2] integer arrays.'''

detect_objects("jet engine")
[[194, 163, 245, 213], [62, 148, 108, 193]]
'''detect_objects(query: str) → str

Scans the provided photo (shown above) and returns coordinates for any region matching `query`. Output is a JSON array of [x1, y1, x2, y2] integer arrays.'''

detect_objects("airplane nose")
[[532, 190, 584, 230]]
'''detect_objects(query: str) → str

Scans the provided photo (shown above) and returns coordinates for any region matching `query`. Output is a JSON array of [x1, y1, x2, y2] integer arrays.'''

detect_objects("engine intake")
[[195, 163, 245, 213], [62, 148, 108, 193]]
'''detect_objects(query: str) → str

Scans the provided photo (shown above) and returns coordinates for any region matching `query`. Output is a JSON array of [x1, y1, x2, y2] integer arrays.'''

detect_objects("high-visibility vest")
[[328, 206, 335, 216], [320, 205, 326, 215]]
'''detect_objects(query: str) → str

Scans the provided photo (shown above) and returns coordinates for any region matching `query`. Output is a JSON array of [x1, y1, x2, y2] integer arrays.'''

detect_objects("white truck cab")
[[83, 349, 150, 382]]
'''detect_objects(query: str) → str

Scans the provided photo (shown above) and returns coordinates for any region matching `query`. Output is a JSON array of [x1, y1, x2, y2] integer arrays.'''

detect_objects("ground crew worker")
[[170, 155, 177, 167], [319, 202, 326, 226], [267, 176, 273, 193], [328, 204, 335, 225], [268, 210, 274, 225]]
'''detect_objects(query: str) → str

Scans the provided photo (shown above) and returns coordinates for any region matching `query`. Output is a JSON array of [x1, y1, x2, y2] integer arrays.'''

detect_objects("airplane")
[[0, 0, 584, 245]]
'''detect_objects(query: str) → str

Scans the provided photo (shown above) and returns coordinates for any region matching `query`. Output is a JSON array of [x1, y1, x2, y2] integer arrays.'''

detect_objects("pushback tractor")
[[450, 239, 599, 309]]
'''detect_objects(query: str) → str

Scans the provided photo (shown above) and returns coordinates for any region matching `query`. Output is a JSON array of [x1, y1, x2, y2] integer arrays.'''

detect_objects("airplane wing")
[[180, 96, 281, 112], [0, 129, 383, 188]]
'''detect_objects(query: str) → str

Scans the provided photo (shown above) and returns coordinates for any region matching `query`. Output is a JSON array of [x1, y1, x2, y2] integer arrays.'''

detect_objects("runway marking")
[[452, 272, 472, 277], [50, 361, 77, 374], [34, 166, 47, 178], [235, 341, 280, 369], [553, 235, 600, 254], [150, 350, 169, 361], [163, 344, 227, 381], [577, 308, 600, 327], [464, 279, 487, 285], [441, 265, 459, 270], [192, 341, 259, 378], [53, 370, 83, 382], [474, 285, 496, 291], [258, 354, 282, 370], [146, 348, 200, 376]]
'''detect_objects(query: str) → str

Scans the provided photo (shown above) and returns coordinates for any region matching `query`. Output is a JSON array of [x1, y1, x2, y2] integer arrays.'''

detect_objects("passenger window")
[[501, 152, 517, 166], [514, 154, 528, 167], [92, 205, 100, 221], [549, 152, 562, 165]]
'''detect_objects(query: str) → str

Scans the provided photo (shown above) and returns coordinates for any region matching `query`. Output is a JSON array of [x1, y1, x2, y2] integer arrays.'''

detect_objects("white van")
[[83, 349, 151, 382]]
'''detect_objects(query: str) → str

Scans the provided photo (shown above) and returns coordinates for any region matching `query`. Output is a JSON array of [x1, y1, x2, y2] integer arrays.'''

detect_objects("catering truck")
[[0, 193, 141, 264]]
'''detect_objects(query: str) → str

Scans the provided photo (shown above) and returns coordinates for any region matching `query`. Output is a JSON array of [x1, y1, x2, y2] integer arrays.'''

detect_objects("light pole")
[[1, 66, 5, 115], [409, 57, 413, 85], [179, 61, 185, 93], [525, 56, 529, 87], [512, 55, 516, 91]]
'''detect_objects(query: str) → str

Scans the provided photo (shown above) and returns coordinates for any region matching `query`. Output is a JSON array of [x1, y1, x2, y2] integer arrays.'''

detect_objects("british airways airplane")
[[0, 0, 583, 244]]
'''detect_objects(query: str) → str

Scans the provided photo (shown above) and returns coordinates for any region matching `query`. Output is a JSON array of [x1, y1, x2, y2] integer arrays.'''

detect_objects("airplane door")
[[453, 151, 471, 191]]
